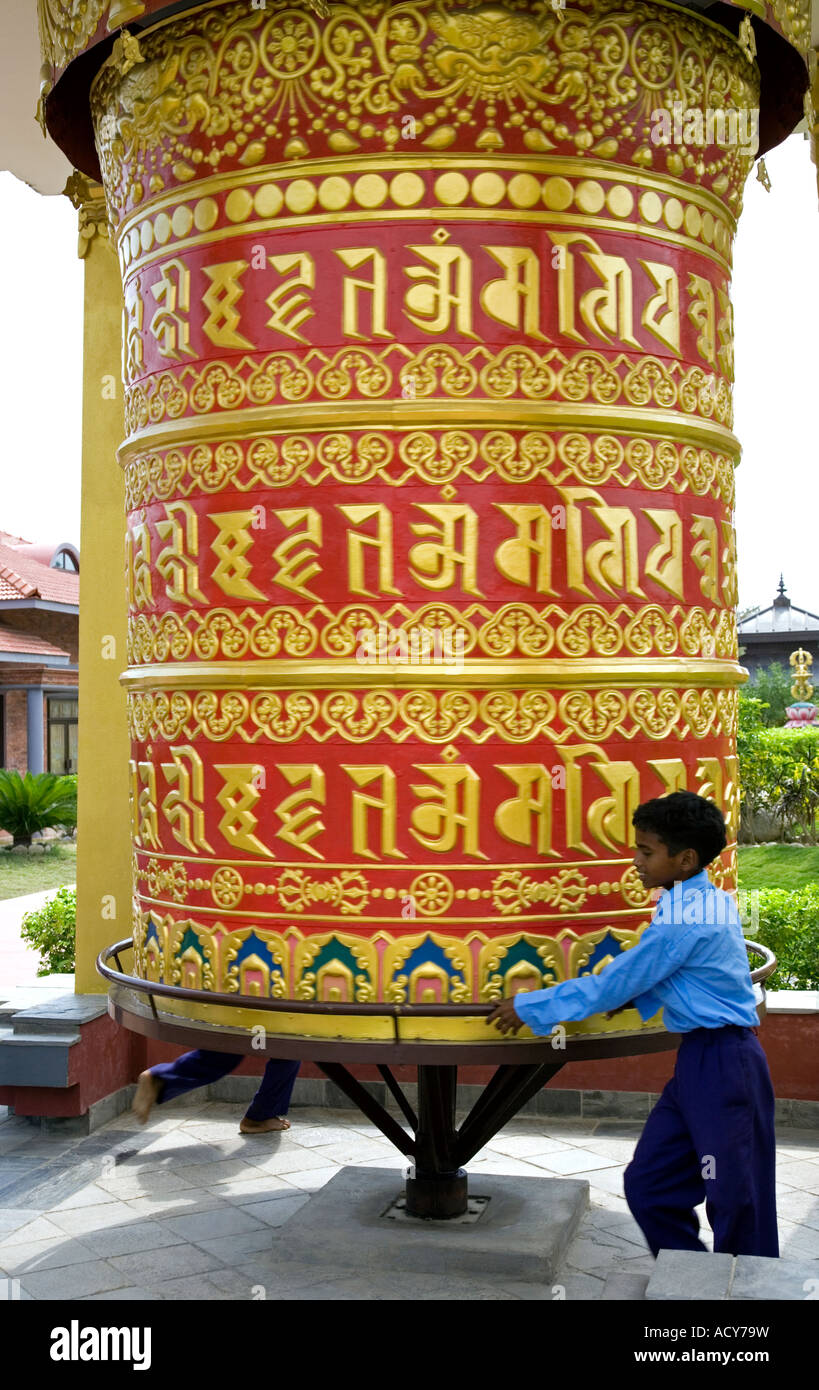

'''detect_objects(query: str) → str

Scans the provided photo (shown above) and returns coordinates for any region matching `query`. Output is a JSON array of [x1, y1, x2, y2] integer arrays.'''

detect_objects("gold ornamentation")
[[479, 933, 567, 1001], [116, 164, 735, 281], [63, 172, 111, 257], [768, 0, 811, 54], [90, 0, 759, 227], [122, 345, 736, 436], [108, 28, 144, 77], [492, 867, 591, 915], [383, 933, 471, 1004], [124, 431, 736, 507], [409, 872, 455, 916], [127, 684, 737, 746], [566, 925, 642, 976], [210, 865, 245, 909], [108, 3, 147, 28], [141, 856, 190, 904], [222, 927, 288, 997], [738, 14, 758, 63], [789, 647, 814, 701], [618, 864, 652, 908], [275, 868, 370, 915], [37, 0, 107, 72], [294, 931, 377, 1002], [141, 908, 769, 1020], [489, 864, 655, 917], [128, 601, 732, 667], [167, 918, 217, 991]]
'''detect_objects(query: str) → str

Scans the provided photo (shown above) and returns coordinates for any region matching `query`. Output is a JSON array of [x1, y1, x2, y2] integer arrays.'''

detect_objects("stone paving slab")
[[731, 1252, 819, 1299], [1, 1101, 817, 1300], [648, 1248, 819, 1301], [647, 1250, 736, 1300], [602, 1271, 652, 1300]]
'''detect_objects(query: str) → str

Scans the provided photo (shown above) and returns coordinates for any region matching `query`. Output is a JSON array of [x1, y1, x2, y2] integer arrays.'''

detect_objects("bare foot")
[[239, 1116, 291, 1134], [132, 1070, 161, 1124]]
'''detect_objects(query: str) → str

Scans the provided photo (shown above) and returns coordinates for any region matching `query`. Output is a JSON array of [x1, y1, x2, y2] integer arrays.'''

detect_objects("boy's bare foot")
[[239, 1116, 291, 1134], [132, 1070, 161, 1124]]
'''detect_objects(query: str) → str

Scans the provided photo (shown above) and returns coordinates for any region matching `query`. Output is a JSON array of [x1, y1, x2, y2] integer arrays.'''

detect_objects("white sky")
[[0, 132, 817, 613]]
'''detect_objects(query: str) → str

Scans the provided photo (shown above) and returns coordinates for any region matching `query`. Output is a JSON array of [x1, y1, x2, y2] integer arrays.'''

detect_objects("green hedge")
[[20, 885, 76, 976], [737, 698, 819, 841], [753, 886, 819, 990], [742, 662, 792, 727]]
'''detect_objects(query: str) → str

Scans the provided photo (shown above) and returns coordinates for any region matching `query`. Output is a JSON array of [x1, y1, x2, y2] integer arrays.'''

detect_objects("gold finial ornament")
[[756, 157, 771, 190], [108, 1, 147, 27], [110, 29, 145, 78], [790, 648, 814, 701], [35, 62, 51, 136], [738, 14, 757, 63], [63, 171, 111, 257]]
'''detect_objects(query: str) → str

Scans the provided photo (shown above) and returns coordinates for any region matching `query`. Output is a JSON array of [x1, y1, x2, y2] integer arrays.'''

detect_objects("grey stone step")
[[646, 1249, 819, 1300], [647, 1251, 735, 1299], [0, 975, 78, 1022], [10, 993, 107, 1034], [0, 994, 107, 1089], [731, 1253, 819, 1300]]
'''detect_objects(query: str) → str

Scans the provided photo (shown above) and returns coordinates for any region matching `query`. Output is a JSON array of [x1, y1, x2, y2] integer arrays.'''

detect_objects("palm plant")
[[0, 771, 78, 847]]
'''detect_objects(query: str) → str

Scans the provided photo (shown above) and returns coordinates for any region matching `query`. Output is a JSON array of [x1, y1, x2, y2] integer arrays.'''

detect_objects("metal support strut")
[[317, 1060, 566, 1219]]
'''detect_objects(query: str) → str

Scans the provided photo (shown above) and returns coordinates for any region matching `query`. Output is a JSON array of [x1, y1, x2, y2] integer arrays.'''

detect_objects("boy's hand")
[[486, 997, 525, 1034]]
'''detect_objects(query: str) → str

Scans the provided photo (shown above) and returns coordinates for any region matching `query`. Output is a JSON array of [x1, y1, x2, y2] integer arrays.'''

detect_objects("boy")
[[487, 791, 778, 1258]]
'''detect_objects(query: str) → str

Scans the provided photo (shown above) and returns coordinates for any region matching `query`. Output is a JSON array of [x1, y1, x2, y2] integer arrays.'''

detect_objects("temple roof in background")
[[738, 577, 819, 634]]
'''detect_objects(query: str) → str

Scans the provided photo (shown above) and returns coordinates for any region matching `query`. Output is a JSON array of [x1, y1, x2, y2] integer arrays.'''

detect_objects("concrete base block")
[[275, 1165, 588, 1283], [647, 1250, 735, 1300]]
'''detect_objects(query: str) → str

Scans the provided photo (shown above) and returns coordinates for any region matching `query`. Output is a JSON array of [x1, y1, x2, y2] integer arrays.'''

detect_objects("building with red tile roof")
[[0, 532, 79, 776]]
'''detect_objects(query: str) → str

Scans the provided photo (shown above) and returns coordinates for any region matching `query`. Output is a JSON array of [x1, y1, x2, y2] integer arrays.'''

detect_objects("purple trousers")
[[624, 1025, 778, 1257], [150, 1050, 300, 1121]]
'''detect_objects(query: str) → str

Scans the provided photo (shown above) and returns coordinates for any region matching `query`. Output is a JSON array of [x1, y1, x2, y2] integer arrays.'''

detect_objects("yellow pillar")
[[69, 175, 131, 994]]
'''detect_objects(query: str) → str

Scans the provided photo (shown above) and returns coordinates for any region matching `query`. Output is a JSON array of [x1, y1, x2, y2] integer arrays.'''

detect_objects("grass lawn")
[[0, 842, 77, 900], [736, 843, 819, 890]]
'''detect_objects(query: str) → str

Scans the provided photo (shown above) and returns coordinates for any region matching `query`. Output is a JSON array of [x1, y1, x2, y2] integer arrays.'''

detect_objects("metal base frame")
[[320, 1059, 566, 1217]]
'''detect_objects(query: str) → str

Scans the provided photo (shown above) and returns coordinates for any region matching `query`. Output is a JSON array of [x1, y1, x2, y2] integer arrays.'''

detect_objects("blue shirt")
[[512, 870, 759, 1036]]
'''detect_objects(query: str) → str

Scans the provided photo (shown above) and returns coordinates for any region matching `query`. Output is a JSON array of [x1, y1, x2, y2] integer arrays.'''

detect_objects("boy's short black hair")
[[632, 791, 727, 868]]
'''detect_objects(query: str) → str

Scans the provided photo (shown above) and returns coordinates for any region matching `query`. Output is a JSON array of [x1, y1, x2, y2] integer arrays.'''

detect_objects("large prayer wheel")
[[40, 0, 811, 1046]]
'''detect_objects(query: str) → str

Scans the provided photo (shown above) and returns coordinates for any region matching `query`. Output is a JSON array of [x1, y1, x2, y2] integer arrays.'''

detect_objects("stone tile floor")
[[0, 1101, 816, 1300]]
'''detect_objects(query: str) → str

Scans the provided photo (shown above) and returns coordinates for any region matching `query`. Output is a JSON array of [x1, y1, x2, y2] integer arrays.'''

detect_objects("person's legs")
[[150, 1050, 242, 1103], [240, 1060, 301, 1132], [624, 1069, 708, 1256], [678, 1029, 779, 1258], [133, 1049, 242, 1123]]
